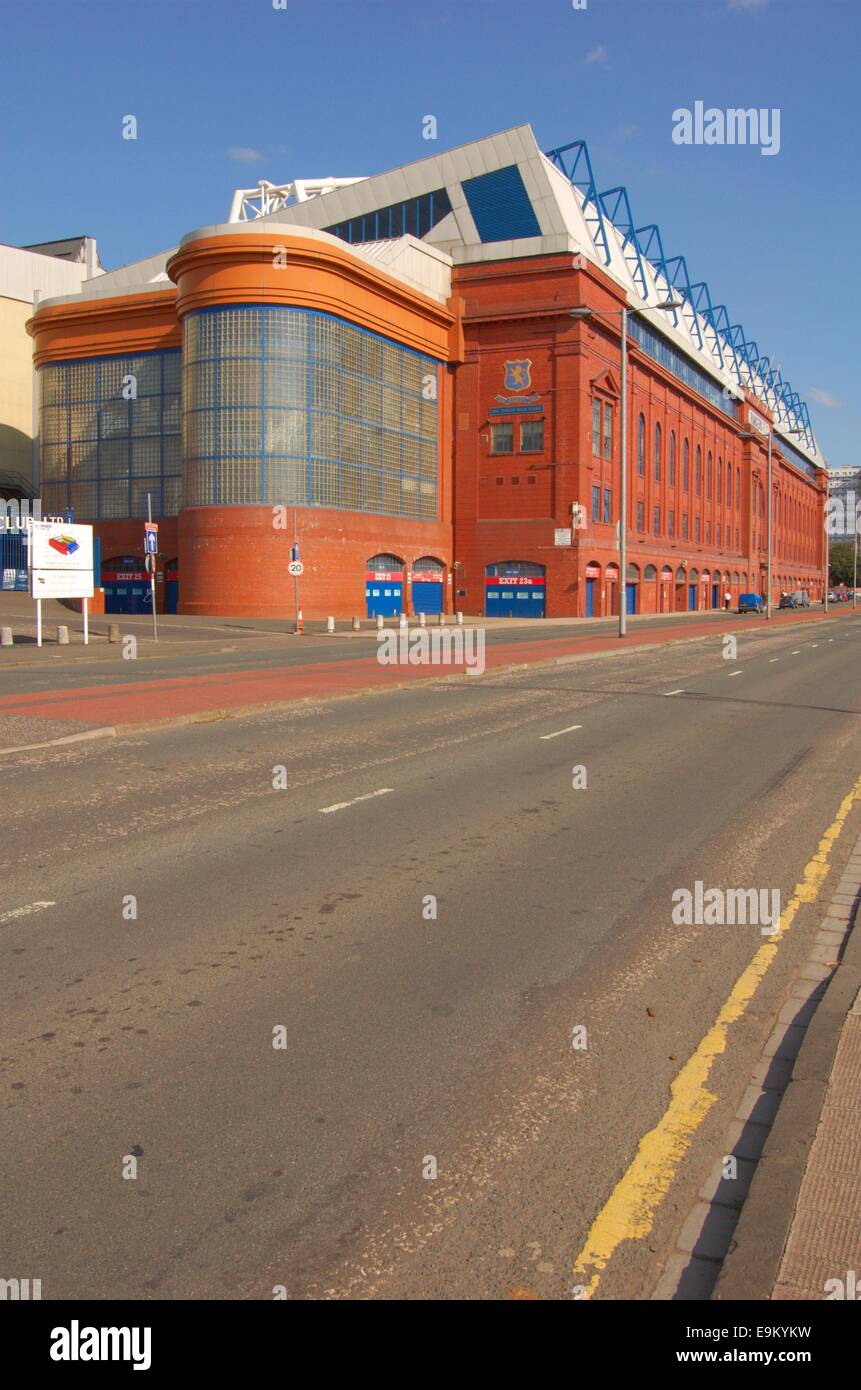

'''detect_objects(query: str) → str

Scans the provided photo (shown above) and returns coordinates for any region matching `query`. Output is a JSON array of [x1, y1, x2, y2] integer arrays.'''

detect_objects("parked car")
[[738, 592, 766, 614], [790, 589, 810, 608], [779, 593, 797, 609], [827, 590, 840, 603]]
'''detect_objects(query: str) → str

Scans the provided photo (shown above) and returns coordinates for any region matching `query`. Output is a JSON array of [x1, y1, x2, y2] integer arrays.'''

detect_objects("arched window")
[[637, 415, 645, 476], [683, 439, 690, 490], [707, 452, 712, 499], [669, 431, 676, 485], [676, 566, 686, 582], [736, 467, 741, 507], [644, 564, 658, 580], [717, 456, 723, 503], [695, 446, 702, 497], [654, 423, 662, 482]]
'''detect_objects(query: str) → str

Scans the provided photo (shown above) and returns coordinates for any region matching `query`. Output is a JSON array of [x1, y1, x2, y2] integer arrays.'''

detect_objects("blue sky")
[[1, 0, 857, 465]]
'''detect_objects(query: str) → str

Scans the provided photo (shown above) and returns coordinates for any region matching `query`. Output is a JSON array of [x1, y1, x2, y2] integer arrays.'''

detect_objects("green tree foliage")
[[829, 542, 856, 587]]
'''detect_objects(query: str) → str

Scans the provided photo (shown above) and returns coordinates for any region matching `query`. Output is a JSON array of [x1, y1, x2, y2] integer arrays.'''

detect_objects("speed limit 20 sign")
[[288, 560, 304, 577]]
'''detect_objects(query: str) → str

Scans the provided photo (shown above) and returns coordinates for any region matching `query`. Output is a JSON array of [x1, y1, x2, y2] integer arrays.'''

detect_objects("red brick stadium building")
[[28, 126, 827, 619]]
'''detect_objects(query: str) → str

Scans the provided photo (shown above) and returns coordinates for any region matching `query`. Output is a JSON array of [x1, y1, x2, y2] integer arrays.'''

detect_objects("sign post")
[[145, 500, 159, 642], [291, 512, 303, 634]]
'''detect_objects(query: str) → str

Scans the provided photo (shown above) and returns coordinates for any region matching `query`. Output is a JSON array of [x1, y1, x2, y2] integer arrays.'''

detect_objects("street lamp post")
[[570, 299, 681, 637]]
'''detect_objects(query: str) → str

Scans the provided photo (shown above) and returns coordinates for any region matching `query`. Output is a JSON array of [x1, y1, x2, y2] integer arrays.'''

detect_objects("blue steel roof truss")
[[596, 186, 649, 299], [545, 136, 817, 457], [545, 141, 612, 268]]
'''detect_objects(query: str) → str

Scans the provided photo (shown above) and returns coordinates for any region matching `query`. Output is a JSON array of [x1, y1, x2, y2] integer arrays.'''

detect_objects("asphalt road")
[[0, 605, 827, 694], [2, 614, 860, 1300]]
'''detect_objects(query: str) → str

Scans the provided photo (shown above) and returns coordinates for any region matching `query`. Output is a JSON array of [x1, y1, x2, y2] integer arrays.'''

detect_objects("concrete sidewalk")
[[715, 831, 861, 1302]]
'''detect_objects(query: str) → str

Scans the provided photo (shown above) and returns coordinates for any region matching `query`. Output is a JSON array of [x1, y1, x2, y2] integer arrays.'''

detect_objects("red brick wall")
[[179, 505, 452, 619], [451, 253, 826, 618]]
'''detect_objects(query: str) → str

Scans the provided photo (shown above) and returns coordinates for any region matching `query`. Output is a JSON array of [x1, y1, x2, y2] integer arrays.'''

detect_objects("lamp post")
[[570, 298, 681, 637]]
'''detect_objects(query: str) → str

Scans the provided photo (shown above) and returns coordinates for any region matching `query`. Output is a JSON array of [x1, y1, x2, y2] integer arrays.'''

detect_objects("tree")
[[829, 542, 856, 587]]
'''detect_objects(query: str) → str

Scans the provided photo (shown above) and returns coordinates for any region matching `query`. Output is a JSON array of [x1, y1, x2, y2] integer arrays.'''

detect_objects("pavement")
[[713, 850, 861, 1302], [2, 610, 861, 1299]]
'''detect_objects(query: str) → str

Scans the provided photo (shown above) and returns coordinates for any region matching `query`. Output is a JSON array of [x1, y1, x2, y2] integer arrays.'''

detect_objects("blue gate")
[[712, 583, 719, 609], [688, 583, 697, 611], [625, 582, 637, 615], [365, 553, 404, 618], [411, 556, 444, 615], [0, 528, 29, 591], [102, 556, 151, 614], [585, 577, 595, 617], [485, 561, 546, 618]]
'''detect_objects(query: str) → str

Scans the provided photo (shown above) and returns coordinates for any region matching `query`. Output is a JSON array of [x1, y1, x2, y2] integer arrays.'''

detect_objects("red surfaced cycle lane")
[[0, 609, 832, 729]]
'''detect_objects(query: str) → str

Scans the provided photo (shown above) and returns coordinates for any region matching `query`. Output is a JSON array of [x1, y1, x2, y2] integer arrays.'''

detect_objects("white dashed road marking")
[[729, 670, 742, 677], [663, 689, 686, 696], [0, 901, 56, 928], [318, 788, 394, 815], [540, 724, 583, 741]]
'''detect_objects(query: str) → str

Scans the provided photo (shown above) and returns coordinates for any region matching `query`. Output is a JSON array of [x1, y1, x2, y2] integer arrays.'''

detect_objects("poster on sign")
[[29, 521, 94, 598]]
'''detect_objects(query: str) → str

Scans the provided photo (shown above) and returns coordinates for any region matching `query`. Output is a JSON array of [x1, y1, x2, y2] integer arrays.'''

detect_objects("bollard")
[[57, 625, 70, 645], [0, 626, 13, 647], [399, 612, 408, 632], [352, 616, 360, 631], [456, 611, 464, 626], [326, 615, 335, 633], [108, 623, 120, 643], [376, 614, 384, 630], [439, 612, 446, 626], [418, 612, 426, 627]]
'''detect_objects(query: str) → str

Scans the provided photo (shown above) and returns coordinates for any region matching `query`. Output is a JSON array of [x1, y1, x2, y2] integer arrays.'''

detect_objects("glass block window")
[[183, 306, 440, 520], [38, 349, 181, 519]]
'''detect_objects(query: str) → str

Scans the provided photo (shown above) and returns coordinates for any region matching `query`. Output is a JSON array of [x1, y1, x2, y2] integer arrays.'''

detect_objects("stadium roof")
[[237, 124, 822, 466]]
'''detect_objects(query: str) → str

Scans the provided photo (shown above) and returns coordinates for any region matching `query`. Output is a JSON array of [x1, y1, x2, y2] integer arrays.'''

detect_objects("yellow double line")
[[571, 772, 861, 1297]]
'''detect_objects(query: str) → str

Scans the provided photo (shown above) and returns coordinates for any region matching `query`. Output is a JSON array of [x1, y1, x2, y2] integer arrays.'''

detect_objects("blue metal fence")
[[0, 529, 29, 591]]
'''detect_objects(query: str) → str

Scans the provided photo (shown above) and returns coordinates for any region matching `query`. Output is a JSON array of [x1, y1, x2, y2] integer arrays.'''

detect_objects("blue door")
[[411, 579, 443, 615], [712, 583, 719, 609], [626, 582, 637, 615], [485, 563, 546, 618], [102, 559, 150, 614], [688, 583, 697, 611], [365, 577, 403, 618], [366, 556, 404, 619], [165, 565, 179, 614], [585, 578, 595, 617], [485, 583, 546, 617]]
